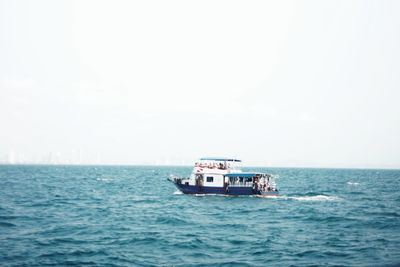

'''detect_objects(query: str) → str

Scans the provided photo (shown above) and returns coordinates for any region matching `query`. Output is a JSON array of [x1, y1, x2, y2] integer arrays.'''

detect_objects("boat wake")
[[287, 195, 342, 201], [172, 191, 340, 201], [256, 194, 341, 201], [256, 195, 281, 199]]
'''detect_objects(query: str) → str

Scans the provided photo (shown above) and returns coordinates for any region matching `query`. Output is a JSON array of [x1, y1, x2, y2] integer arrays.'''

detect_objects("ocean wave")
[[155, 215, 189, 225], [0, 221, 16, 227], [38, 248, 105, 258], [111, 236, 159, 246]]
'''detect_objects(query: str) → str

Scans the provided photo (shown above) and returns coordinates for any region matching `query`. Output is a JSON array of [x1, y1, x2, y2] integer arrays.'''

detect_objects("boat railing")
[[169, 176, 190, 185], [228, 182, 253, 187]]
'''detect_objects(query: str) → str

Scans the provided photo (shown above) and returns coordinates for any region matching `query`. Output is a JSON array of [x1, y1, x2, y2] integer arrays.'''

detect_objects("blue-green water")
[[0, 165, 399, 267]]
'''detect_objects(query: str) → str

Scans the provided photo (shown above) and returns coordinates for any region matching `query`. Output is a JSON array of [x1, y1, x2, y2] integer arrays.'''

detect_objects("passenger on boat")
[[253, 178, 259, 192]]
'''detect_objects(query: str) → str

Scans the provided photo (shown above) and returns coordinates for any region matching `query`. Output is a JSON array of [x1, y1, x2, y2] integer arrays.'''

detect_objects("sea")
[[0, 165, 399, 267]]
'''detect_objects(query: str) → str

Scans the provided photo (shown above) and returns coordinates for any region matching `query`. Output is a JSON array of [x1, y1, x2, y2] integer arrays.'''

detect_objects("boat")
[[169, 157, 278, 196]]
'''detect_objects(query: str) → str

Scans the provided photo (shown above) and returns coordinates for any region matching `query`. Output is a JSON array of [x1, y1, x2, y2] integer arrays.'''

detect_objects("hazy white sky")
[[0, 0, 399, 168]]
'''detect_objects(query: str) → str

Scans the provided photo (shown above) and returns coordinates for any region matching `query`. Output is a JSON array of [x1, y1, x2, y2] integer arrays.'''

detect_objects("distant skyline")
[[0, 150, 399, 169], [1, 0, 400, 169]]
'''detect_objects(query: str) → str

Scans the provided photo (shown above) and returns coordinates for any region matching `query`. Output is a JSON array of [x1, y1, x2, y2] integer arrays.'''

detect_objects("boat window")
[[206, 176, 214, 182]]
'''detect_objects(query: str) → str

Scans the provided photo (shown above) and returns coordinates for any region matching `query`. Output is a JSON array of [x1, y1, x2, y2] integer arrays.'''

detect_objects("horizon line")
[[0, 163, 399, 171]]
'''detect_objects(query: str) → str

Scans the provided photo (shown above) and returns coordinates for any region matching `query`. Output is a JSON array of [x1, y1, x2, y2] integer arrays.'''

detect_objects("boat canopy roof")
[[225, 172, 262, 178], [199, 157, 241, 162]]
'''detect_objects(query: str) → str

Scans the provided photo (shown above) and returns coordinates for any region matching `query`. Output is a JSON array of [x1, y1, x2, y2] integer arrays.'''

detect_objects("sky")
[[0, 0, 399, 168]]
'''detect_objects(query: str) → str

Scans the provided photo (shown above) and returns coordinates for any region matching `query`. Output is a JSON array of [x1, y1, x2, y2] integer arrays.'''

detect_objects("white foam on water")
[[194, 193, 227, 197], [256, 195, 281, 199], [289, 195, 342, 201], [347, 182, 360, 185], [171, 192, 339, 201], [96, 178, 113, 182]]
